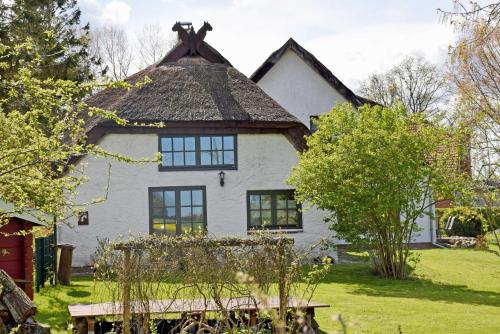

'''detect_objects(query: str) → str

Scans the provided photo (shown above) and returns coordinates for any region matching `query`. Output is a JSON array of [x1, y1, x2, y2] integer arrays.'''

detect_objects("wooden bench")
[[68, 297, 329, 334]]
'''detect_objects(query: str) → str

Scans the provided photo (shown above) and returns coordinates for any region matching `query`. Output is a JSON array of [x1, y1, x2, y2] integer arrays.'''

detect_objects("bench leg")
[[86, 317, 96, 334], [249, 310, 257, 327]]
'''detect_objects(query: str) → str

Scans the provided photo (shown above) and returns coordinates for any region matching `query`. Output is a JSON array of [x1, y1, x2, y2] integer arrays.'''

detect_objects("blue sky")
[[79, 0, 460, 89]]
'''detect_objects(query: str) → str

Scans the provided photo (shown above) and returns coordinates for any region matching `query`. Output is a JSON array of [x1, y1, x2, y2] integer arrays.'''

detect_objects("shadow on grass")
[[322, 263, 500, 308], [35, 278, 98, 331], [67, 290, 91, 298], [35, 294, 72, 331]]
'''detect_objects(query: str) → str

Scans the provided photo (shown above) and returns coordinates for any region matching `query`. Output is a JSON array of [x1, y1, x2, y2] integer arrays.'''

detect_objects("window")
[[247, 190, 302, 230], [149, 186, 206, 235], [159, 135, 236, 170], [309, 116, 319, 132]]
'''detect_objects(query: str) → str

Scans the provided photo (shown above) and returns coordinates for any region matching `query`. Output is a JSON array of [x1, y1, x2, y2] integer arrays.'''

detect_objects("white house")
[[59, 23, 436, 267]]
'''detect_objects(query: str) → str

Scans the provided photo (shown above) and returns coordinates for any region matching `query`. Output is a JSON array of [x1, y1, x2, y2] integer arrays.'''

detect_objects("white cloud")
[[305, 23, 455, 89], [101, 1, 131, 25], [80, 0, 131, 26], [79, 0, 457, 90]]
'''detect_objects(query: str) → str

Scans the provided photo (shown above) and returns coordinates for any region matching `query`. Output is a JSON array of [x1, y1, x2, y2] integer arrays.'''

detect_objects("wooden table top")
[[68, 297, 330, 318]]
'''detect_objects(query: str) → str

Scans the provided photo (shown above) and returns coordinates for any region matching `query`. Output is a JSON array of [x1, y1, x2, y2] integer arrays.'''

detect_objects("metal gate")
[[35, 234, 55, 292]]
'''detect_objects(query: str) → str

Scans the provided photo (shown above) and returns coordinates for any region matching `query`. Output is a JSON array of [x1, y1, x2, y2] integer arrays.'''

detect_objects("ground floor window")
[[247, 190, 302, 230], [149, 186, 206, 236]]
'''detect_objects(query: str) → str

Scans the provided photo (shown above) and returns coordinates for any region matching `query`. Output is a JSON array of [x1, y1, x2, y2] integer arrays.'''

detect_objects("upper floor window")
[[159, 135, 237, 170], [247, 190, 302, 230], [309, 116, 319, 132]]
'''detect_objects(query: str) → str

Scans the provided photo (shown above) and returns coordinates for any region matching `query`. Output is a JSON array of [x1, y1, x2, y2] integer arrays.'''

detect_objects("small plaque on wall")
[[78, 211, 89, 225]]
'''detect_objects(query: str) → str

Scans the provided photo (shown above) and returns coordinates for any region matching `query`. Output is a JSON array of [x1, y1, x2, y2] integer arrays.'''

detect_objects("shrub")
[[440, 207, 486, 237], [478, 207, 500, 231]]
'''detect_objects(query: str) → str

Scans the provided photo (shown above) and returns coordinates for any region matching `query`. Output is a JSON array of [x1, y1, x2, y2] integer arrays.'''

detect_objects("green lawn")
[[34, 248, 500, 334]]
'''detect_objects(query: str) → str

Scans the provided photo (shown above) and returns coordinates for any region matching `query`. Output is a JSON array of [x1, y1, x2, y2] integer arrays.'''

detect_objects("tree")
[[359, 57, 449, 119], [440, 1, 500, 253], [0, 41, 152, 225], [136, 24, 176, 69], [90, 26, 134, 81], [0, 0, 98, 82], [438, 1, 500, 33], [289, 103, 464, 279]]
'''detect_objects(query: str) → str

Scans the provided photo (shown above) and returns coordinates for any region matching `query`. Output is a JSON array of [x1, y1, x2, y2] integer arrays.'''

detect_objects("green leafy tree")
[[439, 1, 500, 252], [0, 0, 99, 82], [289, 103, 465, 279], [0, 41, 154, 226]]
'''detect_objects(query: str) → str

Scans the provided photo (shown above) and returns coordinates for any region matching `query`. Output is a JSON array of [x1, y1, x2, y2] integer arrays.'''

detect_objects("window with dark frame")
[[247, 190, 302, 230], [149, 187, 206, 236], [309, 116, 319, 132], [159, 135, 236, 170]]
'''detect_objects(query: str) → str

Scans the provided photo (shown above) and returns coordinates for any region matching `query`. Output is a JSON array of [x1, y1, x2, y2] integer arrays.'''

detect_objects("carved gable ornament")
[[158, 21, 229, 65]]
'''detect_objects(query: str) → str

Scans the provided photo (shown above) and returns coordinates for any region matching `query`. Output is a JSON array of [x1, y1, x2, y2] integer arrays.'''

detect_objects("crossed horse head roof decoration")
[[158, 21, 230, 66]]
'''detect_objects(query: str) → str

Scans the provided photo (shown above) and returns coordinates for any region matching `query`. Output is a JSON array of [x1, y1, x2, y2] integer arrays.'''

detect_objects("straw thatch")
[[85, 57, 304, 132]]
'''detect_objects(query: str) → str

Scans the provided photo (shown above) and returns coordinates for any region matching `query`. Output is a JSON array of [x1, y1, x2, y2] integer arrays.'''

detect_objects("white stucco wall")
[[254, 48, 436, 246], [256, 49, 348, 129], [59, 133, 333, 266]]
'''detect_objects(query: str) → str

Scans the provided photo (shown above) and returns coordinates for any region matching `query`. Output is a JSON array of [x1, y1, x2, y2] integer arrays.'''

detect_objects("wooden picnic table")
[[68, 297, 329, 334]]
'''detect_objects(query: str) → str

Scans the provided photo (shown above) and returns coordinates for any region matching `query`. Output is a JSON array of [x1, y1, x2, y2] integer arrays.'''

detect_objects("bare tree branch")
[[90, 26, 134, 81], [359, 56, 449, 119], [136, 24, 176, 69]]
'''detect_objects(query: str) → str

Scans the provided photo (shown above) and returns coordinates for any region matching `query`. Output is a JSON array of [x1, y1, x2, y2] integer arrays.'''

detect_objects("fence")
[[35, 234, 55, 292]]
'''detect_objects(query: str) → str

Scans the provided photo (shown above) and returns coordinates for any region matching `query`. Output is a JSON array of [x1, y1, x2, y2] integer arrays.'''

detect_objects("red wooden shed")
[[0, 217, 39, 299]]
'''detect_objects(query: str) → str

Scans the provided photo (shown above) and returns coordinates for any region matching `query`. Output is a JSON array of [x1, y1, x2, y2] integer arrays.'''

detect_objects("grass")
[[34, 248, 500, 334]]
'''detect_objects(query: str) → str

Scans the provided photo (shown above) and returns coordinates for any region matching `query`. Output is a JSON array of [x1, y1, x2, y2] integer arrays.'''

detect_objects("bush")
[[440, 207, 486, 237], [478, 207, 500, 231]]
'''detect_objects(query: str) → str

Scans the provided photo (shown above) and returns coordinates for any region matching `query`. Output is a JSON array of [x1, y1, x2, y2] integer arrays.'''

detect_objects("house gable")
[[254, 49, 349, 128], [251, 38, 374, 129]]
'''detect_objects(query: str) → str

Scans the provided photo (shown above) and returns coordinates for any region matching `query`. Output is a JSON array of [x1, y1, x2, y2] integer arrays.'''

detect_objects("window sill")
[[247, 228, 303, 235], [158, 165, 237, 172]]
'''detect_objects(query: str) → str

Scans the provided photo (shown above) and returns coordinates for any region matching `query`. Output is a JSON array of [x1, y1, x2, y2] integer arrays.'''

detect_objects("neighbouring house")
[[58, 22, 437, 267]]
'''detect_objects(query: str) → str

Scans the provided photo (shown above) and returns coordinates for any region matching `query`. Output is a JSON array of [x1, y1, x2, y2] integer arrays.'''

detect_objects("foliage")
[[0, 41, 157, 226], [440, 206, 486, 237], [0, 0, 98, 82], [289, 103, 466, 279], [92, 233, 331, 334], [35, 248, 500, 334], [359, 56, 449, 119], [439, 206, 500, 231], [439, 1, 500, 254]]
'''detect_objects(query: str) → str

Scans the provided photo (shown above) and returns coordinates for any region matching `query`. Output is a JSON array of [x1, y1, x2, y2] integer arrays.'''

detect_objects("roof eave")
[[85, 120, 309, 151]]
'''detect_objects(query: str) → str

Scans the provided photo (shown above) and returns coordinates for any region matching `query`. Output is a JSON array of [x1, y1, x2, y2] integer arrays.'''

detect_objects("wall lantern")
[[219, 171, 225, 187]]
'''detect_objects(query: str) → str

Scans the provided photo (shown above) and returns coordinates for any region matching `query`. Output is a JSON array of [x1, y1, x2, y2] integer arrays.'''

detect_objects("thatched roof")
[[250, 38, 376, 107], [84, 22, 308, 148], [85, 58, 301, 128], [82, 23, 311, 151]]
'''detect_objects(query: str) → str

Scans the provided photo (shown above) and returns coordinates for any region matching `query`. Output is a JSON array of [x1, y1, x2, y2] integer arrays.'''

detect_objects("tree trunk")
[[0, 270, 36, 323]]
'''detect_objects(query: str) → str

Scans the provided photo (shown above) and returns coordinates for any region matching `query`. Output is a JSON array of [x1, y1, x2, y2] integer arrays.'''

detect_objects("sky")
[[79, 0, 461, 90]]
